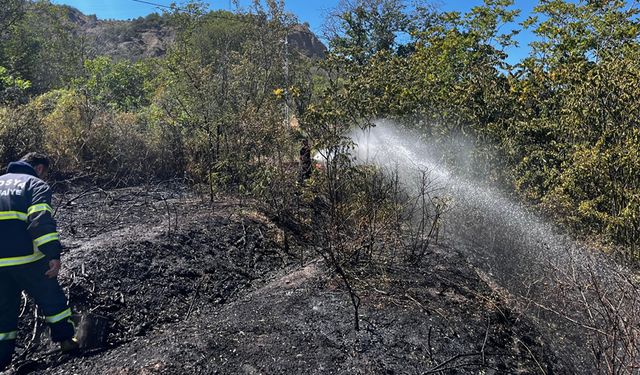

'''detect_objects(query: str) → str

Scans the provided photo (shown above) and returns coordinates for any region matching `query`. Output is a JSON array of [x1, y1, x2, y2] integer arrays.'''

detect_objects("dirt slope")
[[3, 186, 562, 374]]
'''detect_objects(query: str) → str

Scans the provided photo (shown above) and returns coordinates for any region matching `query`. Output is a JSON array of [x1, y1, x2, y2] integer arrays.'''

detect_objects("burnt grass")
[[5, 186, 565, 374]]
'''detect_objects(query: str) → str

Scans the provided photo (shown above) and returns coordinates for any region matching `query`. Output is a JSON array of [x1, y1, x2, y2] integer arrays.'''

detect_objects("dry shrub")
[[540, 250, 640, 374], [0, 105, 44, 166], [80, 112, 156, 186], [72, 111, 184, 186], [510, 245, 640, 374], [36, 89, 93, 177], [251, 160, 300, 222], [25, 89, 184, 185], [305, 160, 447, 330]]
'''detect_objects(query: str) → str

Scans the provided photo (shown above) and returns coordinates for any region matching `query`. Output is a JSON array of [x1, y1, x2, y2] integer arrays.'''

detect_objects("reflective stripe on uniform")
[[33, 232, 59, 247], [45, 308, 72, 324], [0, 211, 27, 221], [0, 249, 45, 268], [0, 331, 17, 341], [27, 203, 53, 216]]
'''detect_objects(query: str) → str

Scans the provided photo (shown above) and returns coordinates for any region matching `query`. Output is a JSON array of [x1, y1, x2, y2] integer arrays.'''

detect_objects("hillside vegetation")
[[1, 1, 639, 373]]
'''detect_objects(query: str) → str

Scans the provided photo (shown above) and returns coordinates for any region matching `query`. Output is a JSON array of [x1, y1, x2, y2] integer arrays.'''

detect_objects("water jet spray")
[[350, 119, 640, 373]]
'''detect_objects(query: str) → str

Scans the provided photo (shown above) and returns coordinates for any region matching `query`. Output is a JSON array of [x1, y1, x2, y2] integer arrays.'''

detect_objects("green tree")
[[0, 1, 85, 93], [506, 0, 640, 254], [79, 56, 152, 112], [0, 0, 26, 40], [0, 65, 30, 104], [328, 0, 414, 64], [157, 0, 312, 204]]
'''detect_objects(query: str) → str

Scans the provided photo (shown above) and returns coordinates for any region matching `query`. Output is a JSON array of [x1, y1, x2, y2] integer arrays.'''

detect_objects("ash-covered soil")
[[3, 186, 564, 374]]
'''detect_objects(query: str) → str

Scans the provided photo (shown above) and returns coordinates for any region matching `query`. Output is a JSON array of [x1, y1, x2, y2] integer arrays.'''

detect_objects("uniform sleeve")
[[26, 180, 62, 260]]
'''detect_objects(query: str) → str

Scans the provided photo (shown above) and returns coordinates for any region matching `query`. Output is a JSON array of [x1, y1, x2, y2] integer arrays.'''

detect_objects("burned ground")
[[4, 186, 563, 374]]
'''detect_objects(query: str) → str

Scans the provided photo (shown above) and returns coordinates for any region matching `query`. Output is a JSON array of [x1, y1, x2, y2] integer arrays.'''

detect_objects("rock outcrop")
[[60, 6, 326, 61]]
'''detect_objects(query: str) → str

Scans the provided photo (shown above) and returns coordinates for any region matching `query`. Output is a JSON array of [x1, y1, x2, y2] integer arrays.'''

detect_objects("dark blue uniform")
[[0, 161, 74, 369]]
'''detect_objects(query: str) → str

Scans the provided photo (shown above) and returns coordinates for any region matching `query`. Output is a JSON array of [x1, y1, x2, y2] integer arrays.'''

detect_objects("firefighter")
[[299, 139, 312, 183], [0, 152, 77, 370]]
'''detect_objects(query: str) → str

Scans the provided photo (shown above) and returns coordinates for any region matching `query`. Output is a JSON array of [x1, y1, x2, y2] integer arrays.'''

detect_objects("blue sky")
[[51, 0, 541, 63]]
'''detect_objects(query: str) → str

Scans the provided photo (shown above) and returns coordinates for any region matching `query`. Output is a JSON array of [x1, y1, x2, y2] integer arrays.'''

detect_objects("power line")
[[131, 0, 184, 11]]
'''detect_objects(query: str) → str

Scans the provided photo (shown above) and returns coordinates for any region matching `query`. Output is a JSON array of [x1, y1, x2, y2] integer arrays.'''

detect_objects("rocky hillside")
[[61, 5, 326, 60], [288, 23, 327, 59]]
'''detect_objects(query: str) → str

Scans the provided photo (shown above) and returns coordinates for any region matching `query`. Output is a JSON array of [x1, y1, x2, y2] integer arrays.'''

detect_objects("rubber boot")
[[0, 341, 12, 371], [59, 337, 79, 354]]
